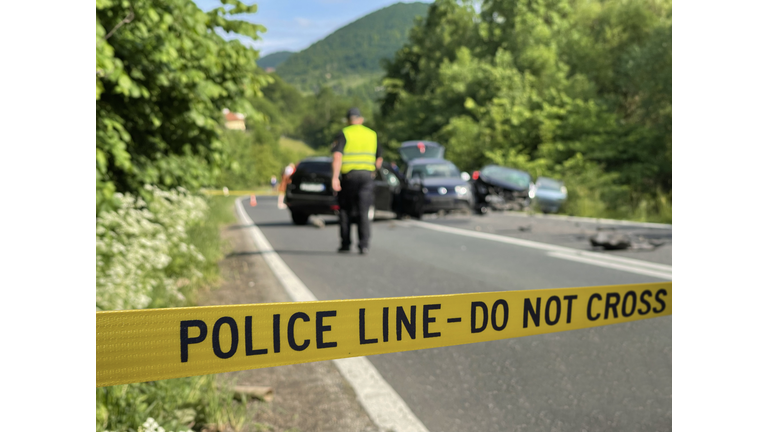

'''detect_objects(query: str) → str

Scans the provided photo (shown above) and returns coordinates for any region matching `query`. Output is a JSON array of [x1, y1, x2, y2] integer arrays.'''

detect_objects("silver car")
[[530, 177, 568, 213]]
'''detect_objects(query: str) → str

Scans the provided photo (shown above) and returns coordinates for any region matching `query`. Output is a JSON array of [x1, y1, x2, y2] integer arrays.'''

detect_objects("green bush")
[[96, 375, 249, 432], [96, 186, 208, 311], [97, 188, 246, 432]]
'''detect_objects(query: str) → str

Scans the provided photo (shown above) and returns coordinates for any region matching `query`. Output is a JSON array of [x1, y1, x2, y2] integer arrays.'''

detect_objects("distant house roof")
[[222, 108, 245, 121]]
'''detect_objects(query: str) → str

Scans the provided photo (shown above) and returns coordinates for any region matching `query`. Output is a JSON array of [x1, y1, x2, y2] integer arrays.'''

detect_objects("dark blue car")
[[396, 141, 473, 218]]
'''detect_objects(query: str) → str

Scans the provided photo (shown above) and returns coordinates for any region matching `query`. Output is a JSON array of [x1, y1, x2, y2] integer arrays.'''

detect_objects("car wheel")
[[367, 205, 375, 222], [477, 205, 489, 215], [291, 210, 309, 225]]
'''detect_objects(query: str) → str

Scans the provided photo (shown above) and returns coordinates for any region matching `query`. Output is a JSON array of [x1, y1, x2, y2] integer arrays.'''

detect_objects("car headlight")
[[455, 186, 468, 196], [560, 186, 567, 195]]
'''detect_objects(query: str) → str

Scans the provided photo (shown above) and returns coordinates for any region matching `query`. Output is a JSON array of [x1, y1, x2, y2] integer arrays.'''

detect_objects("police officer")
[[331, 108, 383, 254]]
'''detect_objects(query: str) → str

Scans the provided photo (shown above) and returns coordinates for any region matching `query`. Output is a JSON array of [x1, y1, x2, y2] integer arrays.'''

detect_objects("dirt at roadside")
[[197, 222, 379, 432]]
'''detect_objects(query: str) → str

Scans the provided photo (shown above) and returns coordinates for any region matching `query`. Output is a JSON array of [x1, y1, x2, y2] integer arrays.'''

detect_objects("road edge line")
[[235, 197, 430, 432], [500, 211, 672, 229], [405, 219, 671, 276], [547, 251, 672, 280]]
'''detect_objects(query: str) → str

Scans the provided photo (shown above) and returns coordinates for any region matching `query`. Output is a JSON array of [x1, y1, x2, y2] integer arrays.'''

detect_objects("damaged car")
[[470, 165, 533, 214]]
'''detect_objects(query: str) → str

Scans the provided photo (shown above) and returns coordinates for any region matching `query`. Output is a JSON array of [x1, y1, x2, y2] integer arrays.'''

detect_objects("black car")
[[470, 165, 533, 214], [284, 156, 405, 225]]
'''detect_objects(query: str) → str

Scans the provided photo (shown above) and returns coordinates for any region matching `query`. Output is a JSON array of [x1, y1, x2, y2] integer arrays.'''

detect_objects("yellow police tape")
[[97, 282, 671, 387]]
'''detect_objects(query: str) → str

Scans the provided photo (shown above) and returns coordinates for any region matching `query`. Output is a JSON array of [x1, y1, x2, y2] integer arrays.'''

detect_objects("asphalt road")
[[242, 196, 672, 432]]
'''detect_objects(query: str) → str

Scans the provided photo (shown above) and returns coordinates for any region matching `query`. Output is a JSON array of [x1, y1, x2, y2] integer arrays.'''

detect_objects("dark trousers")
[[338, 170, 374, 249]]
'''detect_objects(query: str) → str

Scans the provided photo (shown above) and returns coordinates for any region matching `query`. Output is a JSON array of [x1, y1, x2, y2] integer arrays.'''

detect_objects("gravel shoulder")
[[196, 221, 378, 432]]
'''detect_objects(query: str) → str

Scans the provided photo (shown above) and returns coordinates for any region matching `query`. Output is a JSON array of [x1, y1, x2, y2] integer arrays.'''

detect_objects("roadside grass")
[[96, 375, 253, 432], [559, 191, 672, 224], [97, 194, 256, 432], [183, 195, 236, 303]]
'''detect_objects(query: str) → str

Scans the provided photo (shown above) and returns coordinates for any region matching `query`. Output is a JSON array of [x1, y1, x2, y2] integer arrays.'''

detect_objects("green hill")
[[257, 51, 293, 69], [276, 2, 430, 94]]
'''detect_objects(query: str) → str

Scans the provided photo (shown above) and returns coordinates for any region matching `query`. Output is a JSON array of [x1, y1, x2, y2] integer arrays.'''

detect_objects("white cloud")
[[295, 17, 313, 27]]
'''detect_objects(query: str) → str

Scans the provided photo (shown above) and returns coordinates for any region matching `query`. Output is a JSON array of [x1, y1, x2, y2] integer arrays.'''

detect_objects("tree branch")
[[104, 0, 135, 40]]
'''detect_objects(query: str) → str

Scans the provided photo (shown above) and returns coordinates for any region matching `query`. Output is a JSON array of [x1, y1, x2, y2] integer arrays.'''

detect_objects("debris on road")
[[631, 237, 666, 250], [311, 216, 325, 228], [590, 229, 632, 250], [590, 228, 667, 251]]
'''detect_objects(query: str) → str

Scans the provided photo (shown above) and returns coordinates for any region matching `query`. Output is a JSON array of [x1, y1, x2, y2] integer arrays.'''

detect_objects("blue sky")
[[193, 0, 432, 56]]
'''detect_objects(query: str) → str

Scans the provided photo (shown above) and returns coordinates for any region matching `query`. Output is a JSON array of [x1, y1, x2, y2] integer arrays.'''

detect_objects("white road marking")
[[547, 252, 672, 280], [499, 211, 672, 229], [235, 198, 430, 432], [405, 220, 672, 280]]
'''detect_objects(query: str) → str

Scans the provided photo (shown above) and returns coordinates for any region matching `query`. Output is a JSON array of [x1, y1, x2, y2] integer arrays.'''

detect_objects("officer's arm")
[[332, 151, 343, 192], [375, 142, 383, 169], [332, 151, 342, 180]]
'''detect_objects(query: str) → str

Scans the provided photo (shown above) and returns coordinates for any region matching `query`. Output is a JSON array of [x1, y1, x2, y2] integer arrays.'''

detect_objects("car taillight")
[[331, 205, 340, 211], [472, 171, 480, 180]]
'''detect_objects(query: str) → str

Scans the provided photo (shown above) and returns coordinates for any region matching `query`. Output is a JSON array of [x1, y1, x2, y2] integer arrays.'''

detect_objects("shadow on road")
[[226, 249, 339, 258], [237, 221, 295, 228], [226, 223, 255, 230]]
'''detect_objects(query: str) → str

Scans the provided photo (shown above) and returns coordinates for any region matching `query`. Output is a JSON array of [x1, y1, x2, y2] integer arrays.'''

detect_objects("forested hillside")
[[276, 2, 429, 97], [257, 50, 293, 69]]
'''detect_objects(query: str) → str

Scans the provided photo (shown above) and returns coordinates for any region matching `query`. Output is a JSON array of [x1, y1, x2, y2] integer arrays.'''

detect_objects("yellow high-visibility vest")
[[341, 125, 377, 174]]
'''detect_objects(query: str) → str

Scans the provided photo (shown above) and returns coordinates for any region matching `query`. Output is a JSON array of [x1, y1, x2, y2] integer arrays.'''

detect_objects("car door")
[[374, 168, 392, 211], [399, 166, 425, 218]]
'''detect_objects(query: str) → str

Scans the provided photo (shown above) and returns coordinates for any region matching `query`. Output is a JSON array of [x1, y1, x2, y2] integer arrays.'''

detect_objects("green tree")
[[248, 74, 309, 138], [96, 0, 270, 212], [378, 0, 672, 219]]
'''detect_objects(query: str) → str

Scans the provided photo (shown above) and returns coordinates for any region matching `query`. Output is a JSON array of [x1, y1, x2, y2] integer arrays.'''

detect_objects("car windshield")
[[411, 163, 460, 179], [536, 178, 562, 190], [481, 166, 531, 188]]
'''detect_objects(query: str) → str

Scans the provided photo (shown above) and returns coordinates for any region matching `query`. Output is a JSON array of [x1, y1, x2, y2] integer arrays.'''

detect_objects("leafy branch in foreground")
[[97, 0, 270, 213]]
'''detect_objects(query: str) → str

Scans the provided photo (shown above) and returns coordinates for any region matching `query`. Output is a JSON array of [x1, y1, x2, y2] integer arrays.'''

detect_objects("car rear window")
[[536, 177, 562, 190], [400, 146, 443, 162], [296, 161, 332, 176]]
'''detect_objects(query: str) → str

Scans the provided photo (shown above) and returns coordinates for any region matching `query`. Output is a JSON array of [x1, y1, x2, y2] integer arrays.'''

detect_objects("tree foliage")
[[250, 74, 374, 151], [379, 0, 672, 219], [96, 0, 269, 212]]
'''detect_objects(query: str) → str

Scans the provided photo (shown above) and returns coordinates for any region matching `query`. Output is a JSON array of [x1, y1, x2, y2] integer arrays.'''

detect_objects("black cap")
[[347, 107, 362, 118]]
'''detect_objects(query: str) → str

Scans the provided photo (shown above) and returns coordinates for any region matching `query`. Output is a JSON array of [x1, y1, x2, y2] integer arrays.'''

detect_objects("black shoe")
[[359, 247, 369, 255], [338, 246, 351, 253]]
